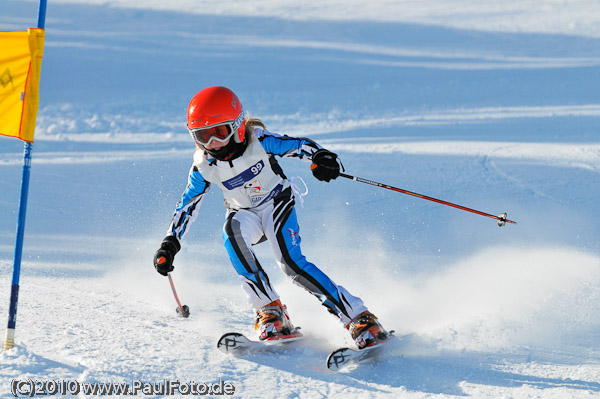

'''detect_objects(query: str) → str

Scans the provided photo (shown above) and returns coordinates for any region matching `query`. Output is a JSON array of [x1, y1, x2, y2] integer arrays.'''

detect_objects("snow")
[[2, 0, 600, 398]]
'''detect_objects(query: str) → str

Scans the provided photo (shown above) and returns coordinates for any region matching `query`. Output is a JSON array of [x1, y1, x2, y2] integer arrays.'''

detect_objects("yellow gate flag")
[[0, 28, 45, 142]]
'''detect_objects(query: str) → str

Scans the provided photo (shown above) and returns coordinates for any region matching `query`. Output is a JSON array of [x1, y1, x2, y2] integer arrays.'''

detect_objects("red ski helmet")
[[187, 86, 246, 147]]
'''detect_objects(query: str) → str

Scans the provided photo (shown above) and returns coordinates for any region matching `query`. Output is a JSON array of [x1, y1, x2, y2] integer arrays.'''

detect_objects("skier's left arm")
[[256, 128, 342, 182]]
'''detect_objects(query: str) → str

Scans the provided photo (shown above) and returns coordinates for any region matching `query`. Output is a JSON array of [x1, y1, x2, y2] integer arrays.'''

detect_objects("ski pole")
[[168, 273, 190, 318], [339, 173, 516, 227]]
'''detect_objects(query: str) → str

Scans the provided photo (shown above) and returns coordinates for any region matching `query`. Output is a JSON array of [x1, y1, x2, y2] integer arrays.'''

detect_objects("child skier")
[[153, 86, 389, 349]]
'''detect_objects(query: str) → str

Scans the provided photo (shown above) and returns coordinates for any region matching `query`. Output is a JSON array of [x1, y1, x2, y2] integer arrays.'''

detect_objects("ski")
[[326, 332, 395, 371], [217, 331, 303, 355]]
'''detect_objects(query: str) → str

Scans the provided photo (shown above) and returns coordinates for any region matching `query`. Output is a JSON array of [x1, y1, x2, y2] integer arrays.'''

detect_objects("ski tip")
[[326, 330, 397, 371], [216, 333, 248, 354], [326, 347, 352, 371]]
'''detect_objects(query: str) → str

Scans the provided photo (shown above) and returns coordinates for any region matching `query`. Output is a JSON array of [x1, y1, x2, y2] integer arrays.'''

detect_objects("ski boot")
[[346, 310, 390, 349], [255, 299, 301, 341]]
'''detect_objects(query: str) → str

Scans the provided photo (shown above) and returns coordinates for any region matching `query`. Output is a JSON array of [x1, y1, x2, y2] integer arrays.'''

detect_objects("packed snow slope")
[[2, 1, 600, 398]]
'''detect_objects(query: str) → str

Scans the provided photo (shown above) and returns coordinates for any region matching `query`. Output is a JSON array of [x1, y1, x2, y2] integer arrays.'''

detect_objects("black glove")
[[310, 149, 341, 182], [153, 236, 181, 276]]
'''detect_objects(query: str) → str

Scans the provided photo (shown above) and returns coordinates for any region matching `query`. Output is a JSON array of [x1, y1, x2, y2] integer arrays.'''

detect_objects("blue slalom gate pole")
[[4, 0, 47, 351], [4, 145, 32, 350], [37, 0, 47, 30]]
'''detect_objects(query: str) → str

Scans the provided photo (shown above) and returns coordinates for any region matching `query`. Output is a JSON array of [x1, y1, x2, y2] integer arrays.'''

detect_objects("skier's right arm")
[[154, 165, 210, 276]]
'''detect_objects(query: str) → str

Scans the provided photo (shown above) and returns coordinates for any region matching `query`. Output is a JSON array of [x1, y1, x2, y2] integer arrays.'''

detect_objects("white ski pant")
[[222, 192, 367, 326]]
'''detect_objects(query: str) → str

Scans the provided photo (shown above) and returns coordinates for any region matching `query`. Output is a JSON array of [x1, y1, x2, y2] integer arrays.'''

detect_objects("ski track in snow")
[[37, 0, 600, 39], [30, 104, 600, 139], [6, 104, 600, 171], [2, 1, 600, 398], [2, 141, 598, 175]]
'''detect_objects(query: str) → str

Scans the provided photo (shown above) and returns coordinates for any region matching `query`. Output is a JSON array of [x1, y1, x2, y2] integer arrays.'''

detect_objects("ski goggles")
[[189, 122, 236, 147], [189, 110, 246, 147]]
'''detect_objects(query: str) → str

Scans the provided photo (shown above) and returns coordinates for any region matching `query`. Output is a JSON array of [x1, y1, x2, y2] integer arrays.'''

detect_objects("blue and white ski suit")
[[167, 128, 366, 325]]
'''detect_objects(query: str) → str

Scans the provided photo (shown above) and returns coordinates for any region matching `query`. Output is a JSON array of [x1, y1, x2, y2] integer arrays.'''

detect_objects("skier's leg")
[[223, 209, 279, 312], [263, 195, 367, 326]]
